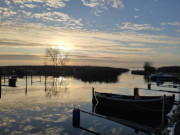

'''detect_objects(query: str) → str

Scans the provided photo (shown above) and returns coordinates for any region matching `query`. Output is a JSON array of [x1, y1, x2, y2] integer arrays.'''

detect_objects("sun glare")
[[52, 41, 73, 51]]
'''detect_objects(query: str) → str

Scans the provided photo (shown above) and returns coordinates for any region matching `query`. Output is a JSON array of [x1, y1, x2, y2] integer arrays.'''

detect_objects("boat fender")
[[72, 107, 80, 127]]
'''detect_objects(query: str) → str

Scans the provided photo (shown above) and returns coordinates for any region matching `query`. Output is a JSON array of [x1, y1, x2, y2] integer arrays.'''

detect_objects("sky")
[[0, 0, 180, 68]]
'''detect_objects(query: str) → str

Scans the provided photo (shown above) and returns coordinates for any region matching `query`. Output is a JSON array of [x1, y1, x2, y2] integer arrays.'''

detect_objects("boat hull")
[[95, 92, 174, 116]]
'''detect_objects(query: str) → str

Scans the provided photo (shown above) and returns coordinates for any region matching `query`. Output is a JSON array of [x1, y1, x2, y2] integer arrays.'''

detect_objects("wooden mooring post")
[[31, 74, 32, 86], [162, 95, 166, 128], [9, 78, 16, 87], [3, 75, 5, 83], [0, 76, 1, 99], [40, 75, 41, 83], [92, 87, 97, 104], [25, 75, 27, 96], [45, 75, 47, 91]]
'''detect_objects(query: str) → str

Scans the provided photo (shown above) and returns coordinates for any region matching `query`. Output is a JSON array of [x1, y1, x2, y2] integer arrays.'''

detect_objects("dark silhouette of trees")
[[46, 48, 69, 67], [143, 61, 156, 72]]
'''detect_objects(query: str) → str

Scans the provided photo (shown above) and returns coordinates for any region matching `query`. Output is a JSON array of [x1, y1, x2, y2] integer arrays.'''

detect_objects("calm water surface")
[[0, 71, 179, 135]]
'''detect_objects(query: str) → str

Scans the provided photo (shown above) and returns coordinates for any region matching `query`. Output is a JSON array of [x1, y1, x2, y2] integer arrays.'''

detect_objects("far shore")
[[131, 66, 180, 77], [0, 65, 129, 83]]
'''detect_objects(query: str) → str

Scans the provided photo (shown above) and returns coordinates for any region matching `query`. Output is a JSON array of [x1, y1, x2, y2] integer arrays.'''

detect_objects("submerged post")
[[45, 75, 47, 91], [31, 74, 32, 86], [40, 75, 41, 82], [25, 75, 27, 96], [0, 75, 1, 99], [162, 95, 166, 127], [92, 87, 96, 104], [4, 74, 5, 83]]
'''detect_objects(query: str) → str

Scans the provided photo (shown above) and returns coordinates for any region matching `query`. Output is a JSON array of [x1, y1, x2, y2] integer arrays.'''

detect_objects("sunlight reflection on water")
[[0, 71, 179, 135]]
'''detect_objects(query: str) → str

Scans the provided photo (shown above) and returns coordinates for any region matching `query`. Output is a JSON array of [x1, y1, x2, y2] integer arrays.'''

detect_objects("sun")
[[53, 41, 73, 51]]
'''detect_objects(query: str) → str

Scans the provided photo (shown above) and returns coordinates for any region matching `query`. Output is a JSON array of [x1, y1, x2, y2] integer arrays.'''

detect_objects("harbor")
[[0, 70, 180, 135]]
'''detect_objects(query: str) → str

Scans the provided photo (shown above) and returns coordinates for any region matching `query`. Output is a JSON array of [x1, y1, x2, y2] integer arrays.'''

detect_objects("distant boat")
[[150, 72, 179, 83], [95, 91, 174, 116]]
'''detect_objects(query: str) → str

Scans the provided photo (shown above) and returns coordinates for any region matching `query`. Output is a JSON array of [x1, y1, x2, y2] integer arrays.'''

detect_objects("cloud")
[[45, 0, 68, 8], [0, 54, 41, 60], [1, 23, 180, 48], [81, 0, 100, 8], [107, 0, 124, 8], [32, 11, 83, 27], [129, 43, 144, 47], [176, 29, 180, 32], [12, 0, 69, 8], [5, 0, 11, 5], [161, 22, 180, 26], [160, 21, 180, 32], [20, 4, 37, 8], [21, 11, 32, 17], [134, 16, 139, 19], [0, 7, 17, 18], [134, 8, 139, 11], [81, 0, 124, 16], [0, 2, 83, 28], [119, 22, 162, 31], [0, 23, 180, 67]]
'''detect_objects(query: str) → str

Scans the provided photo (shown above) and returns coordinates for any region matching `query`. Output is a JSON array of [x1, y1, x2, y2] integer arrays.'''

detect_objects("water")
[[0, 71, 179, 135]]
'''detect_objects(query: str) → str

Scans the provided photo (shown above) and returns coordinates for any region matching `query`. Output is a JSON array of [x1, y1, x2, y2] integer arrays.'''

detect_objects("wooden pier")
[[108, 116, 159, 134], [73, 108, 159, 135]]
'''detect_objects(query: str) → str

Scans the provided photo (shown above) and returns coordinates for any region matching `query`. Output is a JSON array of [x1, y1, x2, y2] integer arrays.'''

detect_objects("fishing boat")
[[94, 91, 175, 116]]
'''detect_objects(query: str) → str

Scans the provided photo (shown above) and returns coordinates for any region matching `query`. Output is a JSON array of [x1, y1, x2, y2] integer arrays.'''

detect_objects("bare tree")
[[46, 48, 69, 66]]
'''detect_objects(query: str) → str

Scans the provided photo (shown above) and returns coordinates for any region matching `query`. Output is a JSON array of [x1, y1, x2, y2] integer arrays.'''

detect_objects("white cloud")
[[134, 8, 139, 11], [20, 4, 37, 8], [0, 23, 180, 67], [5, 0, 11, 5], [81, 0, 124, 16], [134, 16, 139, 19], [119, 22, 162, 31], [32, 11, 83, 27], [81, 0, 100, 8], [12, 0, 43, 4], [21, 11, 32, 17], [12, 0, 24, 4], [12, 0, 68, 8], [0, 7, 17, 18], [161, 21, 180, 26], [106, 0, 124, 8], [45, 0, 66, 8]]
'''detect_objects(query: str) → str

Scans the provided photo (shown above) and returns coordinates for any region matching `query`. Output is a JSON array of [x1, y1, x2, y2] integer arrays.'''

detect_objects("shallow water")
[[0, 71, 179, 135]]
